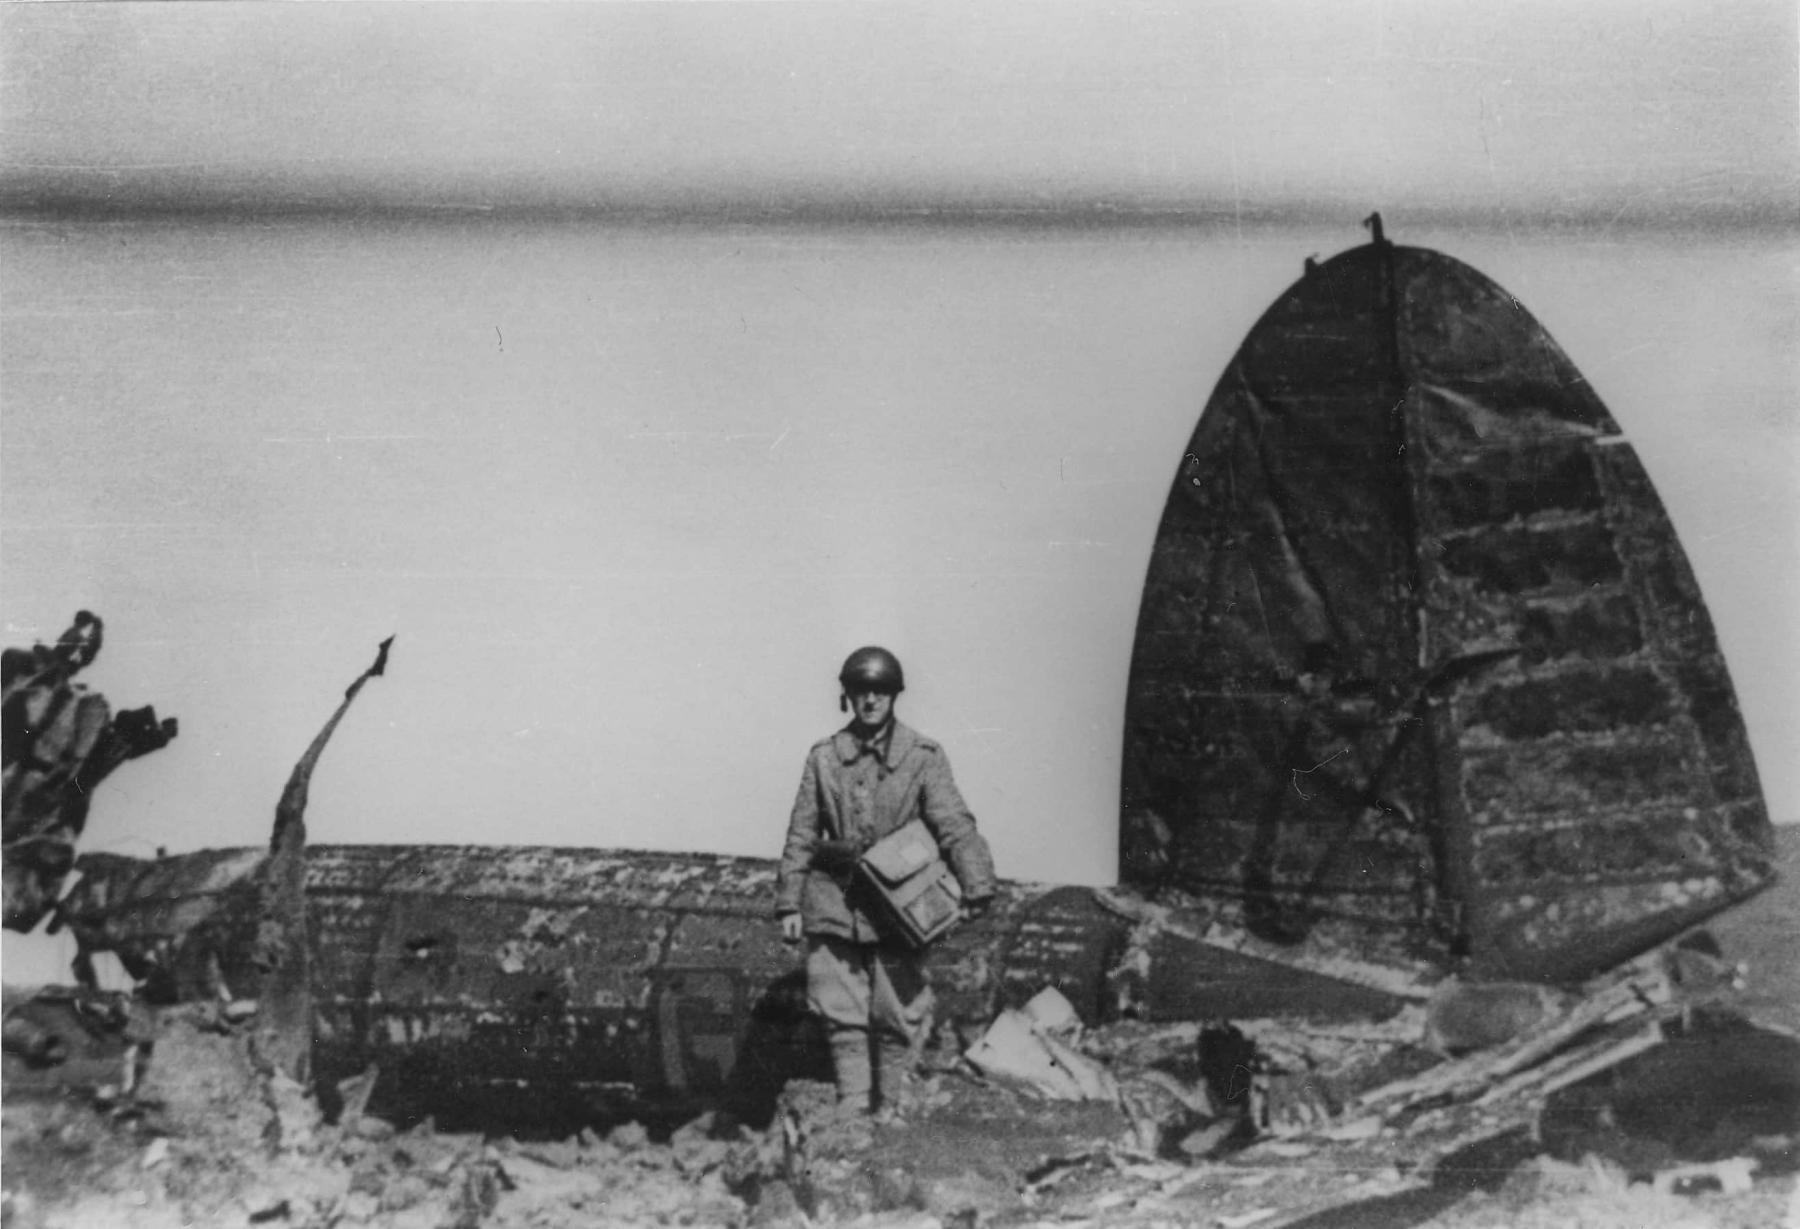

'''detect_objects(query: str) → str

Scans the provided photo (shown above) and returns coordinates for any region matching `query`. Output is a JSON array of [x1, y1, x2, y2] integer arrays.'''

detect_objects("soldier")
[[776, 646, 996, 1117]]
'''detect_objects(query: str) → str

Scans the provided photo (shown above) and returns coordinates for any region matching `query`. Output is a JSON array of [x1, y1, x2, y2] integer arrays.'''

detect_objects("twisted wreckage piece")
[[1222, 937, 1763, 1188], [251, 635, 394, 1083], [4, 636, 391, 1093], [3, 611, 177, 932]]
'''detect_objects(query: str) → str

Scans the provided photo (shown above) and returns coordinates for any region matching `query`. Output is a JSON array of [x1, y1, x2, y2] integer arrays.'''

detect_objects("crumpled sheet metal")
[[60, 844, 1133, 1126], [1123, 231, 1774, 982], [55, 849, 266, 995], [1096, 886, 1434, 1023], [3, 612, 177, 931]]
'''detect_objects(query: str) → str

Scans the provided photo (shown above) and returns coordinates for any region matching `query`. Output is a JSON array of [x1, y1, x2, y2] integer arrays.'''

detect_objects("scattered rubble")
[[964, 988, 1119, 1103], [10, 825, 1797, 1228], [5, 931, 1797, 1228]]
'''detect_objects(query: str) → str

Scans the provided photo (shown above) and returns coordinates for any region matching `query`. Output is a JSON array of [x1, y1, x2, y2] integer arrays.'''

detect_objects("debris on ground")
[[10, 841, 1796, 1229], [5, 942, 1797, 1228], [964, 987, 1119, 1102]]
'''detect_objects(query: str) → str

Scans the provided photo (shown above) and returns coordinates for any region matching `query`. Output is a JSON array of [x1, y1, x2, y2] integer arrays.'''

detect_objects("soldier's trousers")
[[805, 937, 934, 1108]]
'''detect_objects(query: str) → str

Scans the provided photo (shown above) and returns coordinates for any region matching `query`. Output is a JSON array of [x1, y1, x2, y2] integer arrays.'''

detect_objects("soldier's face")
[[847, 689, 894, 729]]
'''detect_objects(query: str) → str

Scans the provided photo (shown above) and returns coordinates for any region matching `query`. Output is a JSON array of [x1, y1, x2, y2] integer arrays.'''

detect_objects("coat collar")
[[833, 718, 917, 767]]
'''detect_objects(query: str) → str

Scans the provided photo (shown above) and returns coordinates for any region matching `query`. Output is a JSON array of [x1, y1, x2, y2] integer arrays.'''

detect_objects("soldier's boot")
[[828, 1029, 874, 1114], [873, 1037, 915, 1121]]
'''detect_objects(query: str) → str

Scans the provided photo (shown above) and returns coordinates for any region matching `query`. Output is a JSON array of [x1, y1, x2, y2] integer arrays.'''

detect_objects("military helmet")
[[838, 646, 905, 694]]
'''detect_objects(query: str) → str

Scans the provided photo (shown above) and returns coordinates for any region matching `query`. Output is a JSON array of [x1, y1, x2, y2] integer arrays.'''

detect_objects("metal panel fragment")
[[59, 845, 1135, 1126], [1123, 222, 1774, 981], [3, 612, 177, 930]]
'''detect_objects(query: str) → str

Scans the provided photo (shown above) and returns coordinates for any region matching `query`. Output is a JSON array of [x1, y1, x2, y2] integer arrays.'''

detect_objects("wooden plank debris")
[[1210, 930, 1756, 1191], [1350, 949, 1677, 1118]]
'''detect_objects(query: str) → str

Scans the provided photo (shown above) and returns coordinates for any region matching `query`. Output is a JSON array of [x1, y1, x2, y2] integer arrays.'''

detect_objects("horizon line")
[[4, 192, 1795, 235]]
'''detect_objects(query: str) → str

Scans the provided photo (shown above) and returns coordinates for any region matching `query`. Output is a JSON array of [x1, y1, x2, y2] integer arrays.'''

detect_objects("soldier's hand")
[[779, 912, 804, 944], [961, 897, 993, 923]]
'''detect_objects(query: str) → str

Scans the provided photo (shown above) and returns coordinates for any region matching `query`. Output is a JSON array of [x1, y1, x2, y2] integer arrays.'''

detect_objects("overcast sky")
[[3, 1, 1794, 220]]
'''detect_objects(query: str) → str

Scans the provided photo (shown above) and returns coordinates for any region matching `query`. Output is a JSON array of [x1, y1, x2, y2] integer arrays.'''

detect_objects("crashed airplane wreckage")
[[39, 219, 1775, 1133], [2, 611, 178, 935], [1121, 214, 1773, 982]]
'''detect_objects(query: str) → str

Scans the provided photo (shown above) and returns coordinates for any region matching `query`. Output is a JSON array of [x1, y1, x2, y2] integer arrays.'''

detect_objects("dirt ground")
[[4, 829, 1797, 1229]]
